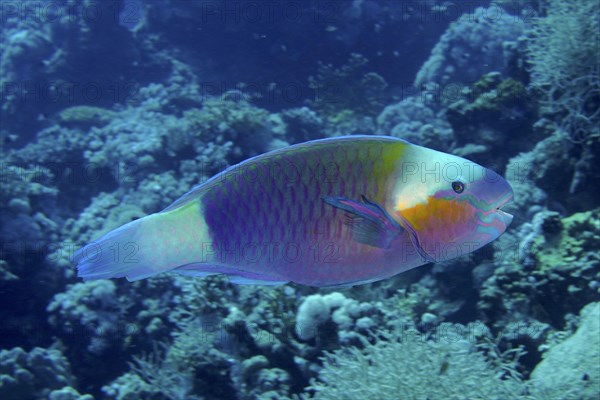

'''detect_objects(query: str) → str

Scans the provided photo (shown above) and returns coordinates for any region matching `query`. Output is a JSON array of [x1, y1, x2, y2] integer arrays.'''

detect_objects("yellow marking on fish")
[[373, 141, 408, 201], [380, 141, 408, 178], [398, 196, 471, 236]]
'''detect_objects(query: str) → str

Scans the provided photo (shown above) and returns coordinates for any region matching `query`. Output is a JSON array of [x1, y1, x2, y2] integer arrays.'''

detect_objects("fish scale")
[[74, 136, 513, 287], [199, 138, 408, 283]]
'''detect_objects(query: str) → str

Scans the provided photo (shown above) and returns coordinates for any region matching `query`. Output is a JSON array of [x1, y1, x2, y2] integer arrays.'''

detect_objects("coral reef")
[[0, 163, 58, 262], [308, 53, 389, 122], [415, 7, 525, 95], [526, 0, 600, 143], [297, 327, 531, 400], [505, 132, 599, 214], [49, 386, 94, 400], [0, 346, 83, 400], [0, 0, 143, 140], [445, 73, 539, 165], [376, 96, 453, 150], [47, 280, 127, 355], [279, 107, 324, 144], [295, 292, 382, 345], [1, 1, 598, 399], [478, 209, 600, 330], [530, 302, 600, 400]]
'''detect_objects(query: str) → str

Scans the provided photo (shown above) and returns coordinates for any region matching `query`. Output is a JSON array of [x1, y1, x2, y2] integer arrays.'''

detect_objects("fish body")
[[74, 136, 513, 287]]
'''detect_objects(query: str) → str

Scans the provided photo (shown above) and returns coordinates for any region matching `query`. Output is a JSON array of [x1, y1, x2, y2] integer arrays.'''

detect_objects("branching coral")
[[526, 0, 600, 144], [297, 328, 532, 400]]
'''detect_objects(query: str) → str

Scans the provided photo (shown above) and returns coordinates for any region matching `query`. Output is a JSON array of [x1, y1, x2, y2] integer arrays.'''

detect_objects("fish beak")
[[494, 189, 514, 227], [496, 208, 514, 227]]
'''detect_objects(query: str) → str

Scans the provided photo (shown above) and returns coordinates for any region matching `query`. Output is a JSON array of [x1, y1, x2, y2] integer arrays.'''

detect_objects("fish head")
[[392, 151, 513, 262]]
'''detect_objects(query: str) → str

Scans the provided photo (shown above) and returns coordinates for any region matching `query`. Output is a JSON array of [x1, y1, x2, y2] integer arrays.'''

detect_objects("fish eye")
[[451, 181, 465, 194]]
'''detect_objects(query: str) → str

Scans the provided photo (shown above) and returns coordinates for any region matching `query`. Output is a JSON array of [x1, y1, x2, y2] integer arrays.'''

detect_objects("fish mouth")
[[495, 208, 514, 226], [494, 191, 514, 227]]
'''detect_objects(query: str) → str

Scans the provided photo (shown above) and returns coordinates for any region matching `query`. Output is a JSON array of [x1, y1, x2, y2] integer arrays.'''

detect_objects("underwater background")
[[1, 0, 599, 399]]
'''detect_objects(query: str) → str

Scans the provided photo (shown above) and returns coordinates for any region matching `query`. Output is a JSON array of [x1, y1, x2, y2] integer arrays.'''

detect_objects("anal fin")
[[172, 263, 287, 285]]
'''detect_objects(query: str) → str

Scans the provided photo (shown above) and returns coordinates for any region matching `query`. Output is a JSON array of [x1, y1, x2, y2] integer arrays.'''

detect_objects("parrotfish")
[[74, 136, 513, 287]]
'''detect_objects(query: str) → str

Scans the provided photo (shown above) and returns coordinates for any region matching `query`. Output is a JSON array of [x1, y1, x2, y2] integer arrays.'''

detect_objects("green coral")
[[445, 72, 537, 163], [472, 76, 528, 113], [532, 209, 600, 274], [479, 210, 600, 328], [447, 73, 530, 120]]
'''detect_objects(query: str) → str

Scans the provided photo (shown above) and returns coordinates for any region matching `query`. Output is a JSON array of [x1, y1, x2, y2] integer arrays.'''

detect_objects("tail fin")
[[74, 217, 159, 281], [74, 201, 209, 281]]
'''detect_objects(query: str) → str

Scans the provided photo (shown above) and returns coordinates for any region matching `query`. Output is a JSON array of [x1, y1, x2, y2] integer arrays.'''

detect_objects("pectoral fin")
[[323, 195, 403, 249], [323, 195, 436, 262]]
